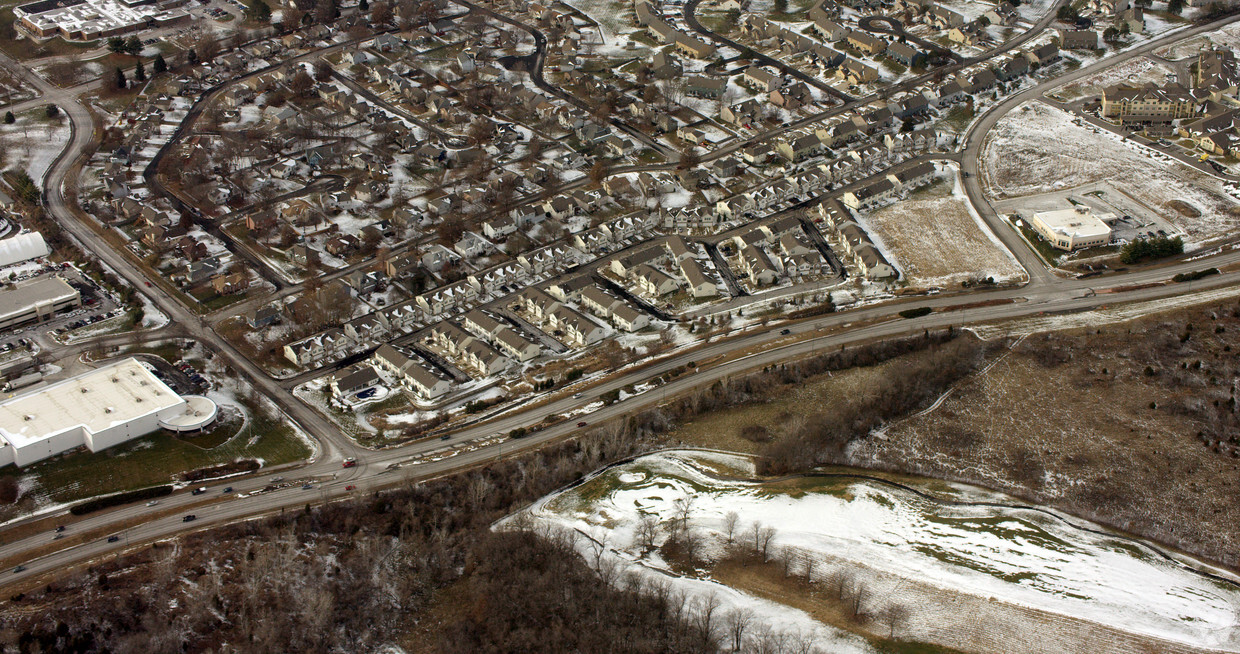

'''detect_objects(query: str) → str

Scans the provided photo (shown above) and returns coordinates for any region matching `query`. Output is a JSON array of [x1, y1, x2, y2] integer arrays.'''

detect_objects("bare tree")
[[778, 546, 796, 576], [849, 578, 867, 619], [672, 496, 695, 535], [694, 591, 721, 648], [587, 535, 608, 569], [799, 549, 817, 584], [750, 623, 789, 654], [758, 525, 778, 561], [635, 515, 660, 552], [880, 602, 911, 639], [789, 629, 819, 654], [724, 608, 754, 651], [723, 511, 740, 545]]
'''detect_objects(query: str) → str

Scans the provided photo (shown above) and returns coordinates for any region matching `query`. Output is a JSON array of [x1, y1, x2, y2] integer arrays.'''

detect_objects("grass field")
[[852, 299, 1240, 571], [862, 172, 1024, 287]]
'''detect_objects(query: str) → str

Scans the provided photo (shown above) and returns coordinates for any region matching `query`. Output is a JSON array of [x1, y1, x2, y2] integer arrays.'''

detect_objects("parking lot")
[[134, 353, 212, 396]]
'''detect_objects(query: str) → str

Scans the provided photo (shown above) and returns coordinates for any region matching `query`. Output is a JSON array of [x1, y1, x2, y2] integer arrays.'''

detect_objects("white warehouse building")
[[0, 358, 216, 468], [1030, 206, 1114, 251]]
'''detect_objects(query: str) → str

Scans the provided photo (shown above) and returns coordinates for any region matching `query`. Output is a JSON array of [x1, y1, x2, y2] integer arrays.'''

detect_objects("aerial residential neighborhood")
[[3, 0, 1240, 647]]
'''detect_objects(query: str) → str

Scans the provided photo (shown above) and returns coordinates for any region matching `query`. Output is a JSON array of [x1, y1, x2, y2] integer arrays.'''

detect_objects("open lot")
[[861, 169, 1024, 287], [1049, 56, 1174, 101], [1154, 21, 1240, 60], [981, 101, 1240, 248], [0, 107, 70, 182]]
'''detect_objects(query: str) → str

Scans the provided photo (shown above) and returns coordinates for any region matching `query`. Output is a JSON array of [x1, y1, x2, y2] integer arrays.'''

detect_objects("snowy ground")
[[859, 166, 1025, 287], [1049, 56, 1174, 101], [981, 101, 1240, 248], [0, 111, 70, 183], [1153, 18, 1240, 59], [517, 450, 1240, 654]]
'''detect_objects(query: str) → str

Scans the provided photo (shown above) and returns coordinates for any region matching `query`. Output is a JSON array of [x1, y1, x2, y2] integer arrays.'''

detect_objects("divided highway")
[[6, 1, 1240, 590]]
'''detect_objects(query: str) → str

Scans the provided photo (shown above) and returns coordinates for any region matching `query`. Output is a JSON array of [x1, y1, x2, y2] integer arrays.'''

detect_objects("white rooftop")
[[0, 276, 77, 321], [1032, 207, 1113, 240], [0, 358, 182, 449]]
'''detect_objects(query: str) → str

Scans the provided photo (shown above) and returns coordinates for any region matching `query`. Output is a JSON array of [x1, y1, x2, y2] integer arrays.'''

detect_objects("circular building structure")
[[158, 395, 218, 433]]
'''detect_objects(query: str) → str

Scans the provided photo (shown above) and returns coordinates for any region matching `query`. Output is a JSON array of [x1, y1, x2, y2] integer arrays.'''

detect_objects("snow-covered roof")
[[0, 232, 49, 268], [0, 358, 183, 449]]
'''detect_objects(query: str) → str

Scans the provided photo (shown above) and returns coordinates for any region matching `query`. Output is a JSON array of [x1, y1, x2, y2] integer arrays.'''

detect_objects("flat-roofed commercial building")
[[1030, 207, 1114, 251], [0, 276, 80, 332], [0, 358, 213, 467]]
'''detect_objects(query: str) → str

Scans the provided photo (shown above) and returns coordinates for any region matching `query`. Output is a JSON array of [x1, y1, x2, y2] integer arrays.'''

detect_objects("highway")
[[5, 0, 1240, 590]]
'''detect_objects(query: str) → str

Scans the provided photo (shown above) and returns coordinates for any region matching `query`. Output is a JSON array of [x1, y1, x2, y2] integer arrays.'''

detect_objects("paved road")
[[6, 253, 1240, 585], [9, 3, 1240, 588]]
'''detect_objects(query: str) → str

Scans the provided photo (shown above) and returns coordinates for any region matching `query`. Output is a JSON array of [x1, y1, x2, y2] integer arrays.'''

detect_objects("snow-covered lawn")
[[981, 101, 1240, 248], [0, 112, 70, 183], [860, 167, 1025, 287], [1154, 19, 1240, 60], [516, 450, 1240, 654], [1050, 56, 1174, 100]]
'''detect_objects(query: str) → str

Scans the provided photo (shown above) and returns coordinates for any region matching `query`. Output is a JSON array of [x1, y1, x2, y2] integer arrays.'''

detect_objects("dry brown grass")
[[863, 174, 1023, 286], [853, 302, 1240, 568], [670, 357, 915, 454]]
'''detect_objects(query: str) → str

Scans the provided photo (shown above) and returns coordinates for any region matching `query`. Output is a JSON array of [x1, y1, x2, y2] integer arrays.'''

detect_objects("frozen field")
[[519, 450, 1240, 654], [981, 101, 1240, 247], [1155, 21, 1240, 60], [0, 111, 70, 183], [861, 168, 1025, 287], [1050, 56, 1174, 100]]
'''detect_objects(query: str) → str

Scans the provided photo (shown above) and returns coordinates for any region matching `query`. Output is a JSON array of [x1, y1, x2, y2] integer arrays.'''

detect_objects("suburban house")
[[846, 31, 886, 56], [886, 41, 925, 68], [679, 258, 718, 298], [632, 264, 681, 296], [371, 344, 453, 401]]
